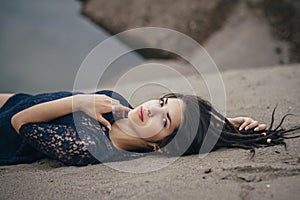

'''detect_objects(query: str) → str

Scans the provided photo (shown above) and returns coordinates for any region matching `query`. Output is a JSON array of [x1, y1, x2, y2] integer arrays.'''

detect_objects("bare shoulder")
[[0, 93, 15, 108]]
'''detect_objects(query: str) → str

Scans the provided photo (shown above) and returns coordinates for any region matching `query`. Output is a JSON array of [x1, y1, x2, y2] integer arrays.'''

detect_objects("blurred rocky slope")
[[79, 0, 300, 65], [79, 0, 238, 59], [259, 0, 300, 62]]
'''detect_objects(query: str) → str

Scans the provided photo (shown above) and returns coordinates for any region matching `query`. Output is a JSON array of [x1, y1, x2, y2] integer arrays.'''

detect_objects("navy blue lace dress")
[[0, 90, 144, 166]]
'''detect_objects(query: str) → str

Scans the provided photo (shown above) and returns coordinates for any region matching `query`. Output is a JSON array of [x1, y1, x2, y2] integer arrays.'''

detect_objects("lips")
[[138, 106, 144, 122]]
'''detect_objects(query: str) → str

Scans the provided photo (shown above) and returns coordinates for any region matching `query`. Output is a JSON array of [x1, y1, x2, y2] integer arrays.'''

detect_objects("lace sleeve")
[[18, 119, 115, 166]]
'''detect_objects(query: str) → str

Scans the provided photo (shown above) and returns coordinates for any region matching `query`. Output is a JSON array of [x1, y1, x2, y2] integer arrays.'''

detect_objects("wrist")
[[72, 94, 85, 112]]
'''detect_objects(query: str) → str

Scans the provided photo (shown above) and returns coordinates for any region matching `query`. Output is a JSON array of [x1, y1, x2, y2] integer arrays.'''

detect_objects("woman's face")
[[127, 97, 184, 142]]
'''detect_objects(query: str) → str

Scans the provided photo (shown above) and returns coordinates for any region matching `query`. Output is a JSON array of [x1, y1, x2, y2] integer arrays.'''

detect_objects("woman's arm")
[[11, 96, 75, 133], [11, 94, 131, 134]]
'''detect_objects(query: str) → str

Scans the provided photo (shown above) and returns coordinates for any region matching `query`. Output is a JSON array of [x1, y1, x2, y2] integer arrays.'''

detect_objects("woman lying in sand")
[[0, 90, 299, 166]]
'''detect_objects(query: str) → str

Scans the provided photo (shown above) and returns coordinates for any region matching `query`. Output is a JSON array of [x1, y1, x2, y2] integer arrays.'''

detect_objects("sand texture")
[[1, 64, 299, 200]]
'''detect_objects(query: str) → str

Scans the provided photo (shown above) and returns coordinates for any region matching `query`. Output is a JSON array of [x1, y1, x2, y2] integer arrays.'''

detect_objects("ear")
[[149, 143, 163, 153]]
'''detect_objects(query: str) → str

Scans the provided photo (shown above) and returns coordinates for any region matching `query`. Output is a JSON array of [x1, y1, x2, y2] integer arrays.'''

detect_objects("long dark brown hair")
[[156, 93, 300, 157]]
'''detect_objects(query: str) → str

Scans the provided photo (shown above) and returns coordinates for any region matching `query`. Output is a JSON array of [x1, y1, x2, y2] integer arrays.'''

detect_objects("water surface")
[[0, 0, 142, 93]]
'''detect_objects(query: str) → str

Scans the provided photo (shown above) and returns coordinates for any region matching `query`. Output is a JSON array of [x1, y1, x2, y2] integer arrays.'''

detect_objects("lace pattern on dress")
[[19, 112, 145, 166]]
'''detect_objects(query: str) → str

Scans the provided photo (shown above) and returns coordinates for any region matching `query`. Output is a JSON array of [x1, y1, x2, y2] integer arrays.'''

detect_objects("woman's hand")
[[227, 117, 267, 131], [75, 94, 131, 130]]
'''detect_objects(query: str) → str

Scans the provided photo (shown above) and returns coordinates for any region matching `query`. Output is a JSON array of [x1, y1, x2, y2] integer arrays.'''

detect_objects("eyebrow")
[[167, 113, 172, 128], [165, 98, 172, 128]]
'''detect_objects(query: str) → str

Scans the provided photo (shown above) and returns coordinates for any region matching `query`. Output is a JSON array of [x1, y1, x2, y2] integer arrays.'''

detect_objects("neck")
[[109, 119, 150, 151]]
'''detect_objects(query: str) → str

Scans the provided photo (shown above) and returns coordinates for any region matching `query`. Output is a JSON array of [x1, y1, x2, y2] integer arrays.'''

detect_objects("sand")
[[1, 64, 299, 200]]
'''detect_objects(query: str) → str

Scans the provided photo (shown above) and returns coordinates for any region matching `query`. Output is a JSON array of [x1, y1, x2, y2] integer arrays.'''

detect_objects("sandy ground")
[[0, 64, 299, 200]]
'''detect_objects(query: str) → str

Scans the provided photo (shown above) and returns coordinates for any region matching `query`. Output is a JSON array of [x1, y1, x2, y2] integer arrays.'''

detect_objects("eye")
[[163, 118, 167, 128], [159, 98, 168, 128], [159, 98, 164, 107]]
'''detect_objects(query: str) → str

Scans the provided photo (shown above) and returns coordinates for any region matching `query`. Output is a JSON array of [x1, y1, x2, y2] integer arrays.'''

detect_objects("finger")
[[228, 117, 245, 127], [234, 117, 246, 124], [239, 118, 253, 131], [115, 112, 121, 118], [120, 109, 130, 118], [103, 96, 119, 105], [115, 104, 131, 112], [121, 110, 125, 119], [245, 120, 259, 130], [254, 124, 267, 131], [113, 106, 130, 119], [106, 96, 120, 103], [98, 115, 112, 131], [122, 105, 131, 112], [110, 99, 120, 105]]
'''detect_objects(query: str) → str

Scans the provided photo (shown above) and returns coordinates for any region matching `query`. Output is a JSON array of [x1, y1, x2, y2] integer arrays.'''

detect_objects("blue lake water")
[[0, 0, 143, 93]]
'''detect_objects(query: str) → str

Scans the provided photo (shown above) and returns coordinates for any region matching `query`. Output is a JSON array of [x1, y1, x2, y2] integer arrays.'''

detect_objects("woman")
[[0, 90, 298, 166]]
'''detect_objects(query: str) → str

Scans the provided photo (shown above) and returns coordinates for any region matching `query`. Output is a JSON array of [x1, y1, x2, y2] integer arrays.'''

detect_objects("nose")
[[148, 105, 165, 117]]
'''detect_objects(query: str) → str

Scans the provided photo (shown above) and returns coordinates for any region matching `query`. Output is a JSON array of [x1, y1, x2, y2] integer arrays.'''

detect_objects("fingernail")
[[254, 127, 258, 131], [239, 127, 242, 131], [245, 127, 249, 130], [107, 125, 111, 131]]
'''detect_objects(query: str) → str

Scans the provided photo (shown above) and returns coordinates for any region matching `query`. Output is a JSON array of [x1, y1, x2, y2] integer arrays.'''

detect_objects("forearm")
[[11, 95, 81, 133]]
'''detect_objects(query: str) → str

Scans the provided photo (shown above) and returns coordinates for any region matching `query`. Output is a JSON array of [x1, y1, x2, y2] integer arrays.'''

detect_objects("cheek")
[[134, 117, 164, 139]]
